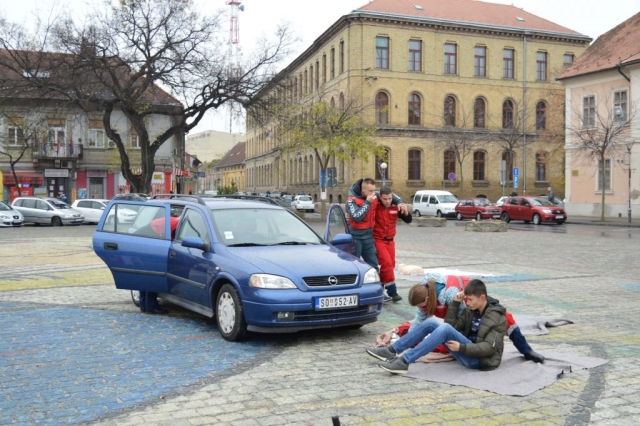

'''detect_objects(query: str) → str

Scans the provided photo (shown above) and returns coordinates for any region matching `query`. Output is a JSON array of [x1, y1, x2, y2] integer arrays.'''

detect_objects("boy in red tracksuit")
[[374, 186, 412, 302]]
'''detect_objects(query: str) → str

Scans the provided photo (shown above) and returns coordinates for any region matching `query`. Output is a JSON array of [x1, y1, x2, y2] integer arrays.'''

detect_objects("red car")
[[500, 196, 567, 225], [455, 198, 501, 221]]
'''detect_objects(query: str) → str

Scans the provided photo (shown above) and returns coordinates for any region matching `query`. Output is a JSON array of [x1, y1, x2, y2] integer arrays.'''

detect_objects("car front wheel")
[[476, 212, 482, 221], [532, 214, 542, 225], [414, 210, 421, 217], [456, 212, 463, 221], [500, 212, 510, 223], [436, 210, 443, 218], [216, 284, 248, 341], [51, 216, 62, 227], [131, 290, 140, 307]]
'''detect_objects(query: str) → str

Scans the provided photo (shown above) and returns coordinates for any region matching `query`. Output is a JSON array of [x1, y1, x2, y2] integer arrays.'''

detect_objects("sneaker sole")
[[366, 348, 391, 361], [378, 364, 408, 375]]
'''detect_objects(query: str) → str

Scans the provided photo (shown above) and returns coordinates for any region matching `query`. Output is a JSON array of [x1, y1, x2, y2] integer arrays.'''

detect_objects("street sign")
[[514, 176, 519, 189], [197, 172, 206, 177], [448, 172, 456, 180], [513, 167, 519, 178]]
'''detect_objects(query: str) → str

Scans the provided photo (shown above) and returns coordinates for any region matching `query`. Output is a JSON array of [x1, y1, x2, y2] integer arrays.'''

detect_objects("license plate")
[[315, 295, 358, 310], [555, 215, 564, 219], [493, 214, 501, 218]]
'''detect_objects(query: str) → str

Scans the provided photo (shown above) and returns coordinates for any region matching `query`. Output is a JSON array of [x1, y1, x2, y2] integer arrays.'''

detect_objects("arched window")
[[444, 150, 456, 180], [376, 92, 389, 125], [375, 148, 390, 180], [502, 150, 515, 181], [536, 101, 547, 130], [408, 149, 421, 180], [330, 97, 335, 109], [473, 98, 486, 128], [339, 92, 345, 110], [473, 151, 486, 180], [502, 100, 514, 129], [408, 93, 421, 125], [444, 96, 456, 126], [536, 151, 547, 181]]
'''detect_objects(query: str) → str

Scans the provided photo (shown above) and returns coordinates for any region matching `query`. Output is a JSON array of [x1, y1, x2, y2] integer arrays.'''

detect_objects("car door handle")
[[169, 251, 176, 259], [104, 242, 118, 250]]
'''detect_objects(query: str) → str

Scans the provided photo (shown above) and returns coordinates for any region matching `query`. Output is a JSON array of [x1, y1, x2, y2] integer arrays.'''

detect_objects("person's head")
[[463, 279, 488, 311], [379, 186, 393, 207], [547, 186, 552, 192], [408, 280, 437, 316], [510, 191, 518, 196], [361, 177, 376, 197]]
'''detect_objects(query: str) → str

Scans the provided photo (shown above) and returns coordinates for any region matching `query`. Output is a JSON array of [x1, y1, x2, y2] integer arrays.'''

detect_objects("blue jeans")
[[354, 237, 378, 269], [139, 291, 159, 312], [391, 317, 481, 368]]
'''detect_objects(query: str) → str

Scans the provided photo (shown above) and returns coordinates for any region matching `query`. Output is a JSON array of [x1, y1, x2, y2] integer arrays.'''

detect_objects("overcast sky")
[[2, 0, 639, 134]]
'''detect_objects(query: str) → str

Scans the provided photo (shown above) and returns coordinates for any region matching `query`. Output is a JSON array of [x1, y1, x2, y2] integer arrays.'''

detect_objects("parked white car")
[[291, 195, 315, 212], [0, 200, 24, 227], [71, 199, 138, 224]]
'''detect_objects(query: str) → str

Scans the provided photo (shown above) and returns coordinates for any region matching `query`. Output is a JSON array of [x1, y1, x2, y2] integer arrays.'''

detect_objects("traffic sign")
[[513, 167, 519, 177], [513, 176, 519, 189], [448, 172, 456, 181]]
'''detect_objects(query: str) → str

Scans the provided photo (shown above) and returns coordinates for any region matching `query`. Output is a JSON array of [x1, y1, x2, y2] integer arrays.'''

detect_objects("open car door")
[[324, 204, 355, 255], [93, 201, 170, 293]]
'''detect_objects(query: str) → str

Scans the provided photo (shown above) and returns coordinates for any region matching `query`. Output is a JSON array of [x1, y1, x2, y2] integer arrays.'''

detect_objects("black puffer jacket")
[[445, 300, 507, 370]]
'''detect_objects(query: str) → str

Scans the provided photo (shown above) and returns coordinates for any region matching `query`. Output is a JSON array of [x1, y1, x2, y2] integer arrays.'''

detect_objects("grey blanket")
[[406, 345, 608, 396], [511, 314, 574, 336]]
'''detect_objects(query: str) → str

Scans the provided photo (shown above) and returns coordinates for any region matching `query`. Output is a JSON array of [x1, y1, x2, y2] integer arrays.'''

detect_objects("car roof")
[[144, 194, 283, 211]]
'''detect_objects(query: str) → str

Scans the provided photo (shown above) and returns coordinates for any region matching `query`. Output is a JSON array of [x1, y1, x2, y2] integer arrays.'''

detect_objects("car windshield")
[[474, 198, 493, 206], [211, 208, 323, 247], [440, 195, 459, 203], [0, 201, 11, 211], [51, 200, 72, 209], [531, 198, 553, 206]]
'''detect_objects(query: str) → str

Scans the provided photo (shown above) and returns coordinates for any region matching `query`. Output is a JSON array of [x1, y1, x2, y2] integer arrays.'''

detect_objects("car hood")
[[0, 209, 23, 217], [224, 244, 368, 278]]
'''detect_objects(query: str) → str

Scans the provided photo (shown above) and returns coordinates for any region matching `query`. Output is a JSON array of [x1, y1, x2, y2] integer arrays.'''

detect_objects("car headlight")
[[363, 268, 380, 284], [542, 209, 552, 214], [0, 214, 8, 219], [249, 274, 296, 289], [63, 214, 72, 218]]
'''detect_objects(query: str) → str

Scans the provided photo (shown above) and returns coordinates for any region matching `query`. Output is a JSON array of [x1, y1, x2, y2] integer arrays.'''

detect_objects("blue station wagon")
[[93, 196, 383, 341]]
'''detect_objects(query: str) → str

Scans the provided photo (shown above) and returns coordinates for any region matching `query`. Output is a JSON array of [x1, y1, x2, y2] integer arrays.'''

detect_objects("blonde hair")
[[408, 280, 437, 316]]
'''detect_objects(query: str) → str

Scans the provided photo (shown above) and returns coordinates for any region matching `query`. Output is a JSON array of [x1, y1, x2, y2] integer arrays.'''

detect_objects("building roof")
[[355, 0, 585, 37], [558, 12, 640, 80], [213, 141, 246, 169]]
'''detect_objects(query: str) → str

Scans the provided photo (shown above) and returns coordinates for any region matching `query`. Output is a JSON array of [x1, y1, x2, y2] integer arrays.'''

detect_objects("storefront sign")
[[87, 170, 107, 178], [151, 172, 165, 184], [45, 169, 70, 178]]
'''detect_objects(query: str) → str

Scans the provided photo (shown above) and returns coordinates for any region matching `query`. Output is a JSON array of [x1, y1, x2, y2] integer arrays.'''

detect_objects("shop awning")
[[2, 171, 44, 185]]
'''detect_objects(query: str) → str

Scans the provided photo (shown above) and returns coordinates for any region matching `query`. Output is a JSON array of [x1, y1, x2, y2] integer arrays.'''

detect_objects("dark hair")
[[362, 177, 376, 186], [379, 185, 392, 195], [464, 279, 487, 297]]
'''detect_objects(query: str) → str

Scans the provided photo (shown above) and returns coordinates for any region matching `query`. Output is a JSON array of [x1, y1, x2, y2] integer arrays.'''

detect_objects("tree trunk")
[[600, 153, 606, 221]]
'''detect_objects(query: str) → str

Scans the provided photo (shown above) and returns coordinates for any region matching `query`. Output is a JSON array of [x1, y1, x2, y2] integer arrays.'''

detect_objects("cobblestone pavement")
[[1, 223, 639, 425]]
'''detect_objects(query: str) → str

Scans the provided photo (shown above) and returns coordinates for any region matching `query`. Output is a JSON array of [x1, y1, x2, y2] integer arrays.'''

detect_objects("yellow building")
[[246, 0, 591, 203], [211, 141, 246, 193]]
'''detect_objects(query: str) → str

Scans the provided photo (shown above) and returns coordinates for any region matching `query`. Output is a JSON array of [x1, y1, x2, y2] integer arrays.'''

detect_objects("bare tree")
[[566, 92, 637, 221], [0, 0, 293, 193]]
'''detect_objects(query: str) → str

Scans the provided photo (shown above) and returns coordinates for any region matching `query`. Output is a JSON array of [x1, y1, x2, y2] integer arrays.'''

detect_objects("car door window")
[[429, 196, 438, 204], [36, 200, 49, 210], [520, 199, 530, 207], [176, 209, 209, 243]]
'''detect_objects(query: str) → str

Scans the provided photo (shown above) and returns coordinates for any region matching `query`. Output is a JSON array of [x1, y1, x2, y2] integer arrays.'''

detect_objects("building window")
[[408, 93, 421, 125], [322, 54, 327, 83], [375, 149, 390, 180], [293, 78, 297, 99], [304, 69, 308, 93], [536, 152, 547, 181], [614, 90, 627, 122], [315, 60, 319, 89], [330, 48, 335, 79], [88, 128, 105, 148], [409, 40, 422, 72], [444, 96, 456, 126], [536, 101, 547, 130], [536, 51, 547, 81], [563, 54, 574, 71], [299, 73, 303, 97], [376, 36, 389, 69], [339, 41, 345, 74], [474, 46, 486, 77], [444, 150, 456, 180], [597, 159, 611, 191], [376, 92, 389, 125], [502, 100, 514, 129], [48, 126, 66, 152], [339, 92, 345, 110], [473, 151, 486, 180], [583, 95, 596, 128], [502, 151, 515, 181], [408, 149, 421, 180], [130, 134, 140, 149], [473, 98, 485, 128], [503, 48, 514, 79], [7, 126, 24, 146], [444, 43, 457, 74]]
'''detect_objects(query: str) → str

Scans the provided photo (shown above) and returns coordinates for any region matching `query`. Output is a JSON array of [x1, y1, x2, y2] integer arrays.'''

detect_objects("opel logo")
[[328, 276, 338, 285]]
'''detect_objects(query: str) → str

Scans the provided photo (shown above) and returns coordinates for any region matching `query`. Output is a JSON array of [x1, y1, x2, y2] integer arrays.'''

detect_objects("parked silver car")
[[0, 200, 24, 227], [11, 196, 84, 226]]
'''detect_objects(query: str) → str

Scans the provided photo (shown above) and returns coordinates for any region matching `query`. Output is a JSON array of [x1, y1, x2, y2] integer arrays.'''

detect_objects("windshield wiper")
[[272, 241, 310, 245], [227, 243, 268, 247]]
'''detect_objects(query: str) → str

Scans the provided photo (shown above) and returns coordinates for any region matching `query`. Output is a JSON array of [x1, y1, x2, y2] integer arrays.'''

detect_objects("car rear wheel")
[[476, 212, 482, 221], [414, 210, 421, 217], [131, 290, 140, 307], [532, 214, 542, 225], [500, 212, 510, 223], [456, 212, 463, 221], [436, 210, 443, 218], [216, 284, 248, 341], [51, 216, 62, 227]]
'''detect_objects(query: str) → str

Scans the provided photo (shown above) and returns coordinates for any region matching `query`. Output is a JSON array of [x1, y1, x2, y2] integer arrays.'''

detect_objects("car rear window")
[[297, 196, 312, 201]]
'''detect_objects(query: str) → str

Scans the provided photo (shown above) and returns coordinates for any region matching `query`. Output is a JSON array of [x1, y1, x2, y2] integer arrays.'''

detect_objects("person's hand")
[[366, 193, 377, 203], [398, 203, 408, 215], [446, 340, 460, 352], [453, 291, 465, 302]]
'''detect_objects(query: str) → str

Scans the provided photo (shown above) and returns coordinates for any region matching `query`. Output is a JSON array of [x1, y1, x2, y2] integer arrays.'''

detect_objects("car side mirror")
[[182, 236, 208, 251], [331, 233, 353, 245]]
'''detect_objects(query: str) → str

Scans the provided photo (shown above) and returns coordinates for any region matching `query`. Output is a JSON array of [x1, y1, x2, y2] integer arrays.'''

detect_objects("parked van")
[[412, 190, 459, 218]]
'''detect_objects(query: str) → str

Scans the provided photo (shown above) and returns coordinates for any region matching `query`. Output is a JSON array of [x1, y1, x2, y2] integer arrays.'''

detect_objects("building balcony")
[[31, 143, 83, 160]]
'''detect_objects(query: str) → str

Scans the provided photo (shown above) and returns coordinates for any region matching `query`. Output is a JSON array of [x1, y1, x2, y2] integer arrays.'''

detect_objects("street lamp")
[[379, 162, 388, 186]]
